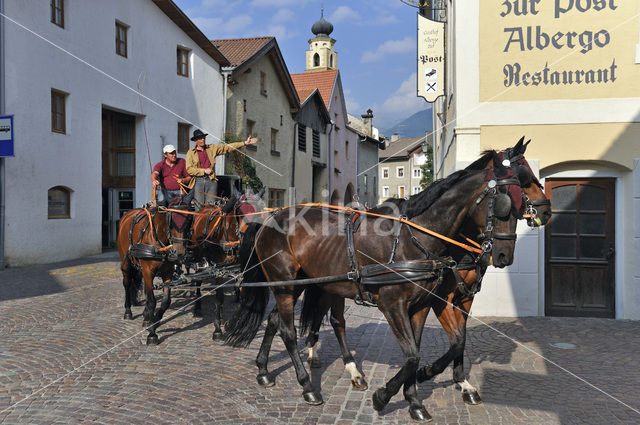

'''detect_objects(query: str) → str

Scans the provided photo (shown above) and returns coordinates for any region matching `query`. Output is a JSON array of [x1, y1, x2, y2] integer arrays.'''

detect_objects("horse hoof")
[[372, 388, 387, 412], [123, 312, 133, 320], [146, 334, 159, 345], [307, 358, 322, 368], [302, 391, 323, 405], [351, 376, 368, 391], [462, 390, 483, 405], [409, 405, 432, 422], [256, 374, 275, 387], [416, 364, 432, 383], [211, 330, 223, 341]]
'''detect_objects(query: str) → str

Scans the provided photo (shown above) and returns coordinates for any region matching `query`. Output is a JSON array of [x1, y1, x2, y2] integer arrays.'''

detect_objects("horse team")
[[117, 138, 551, 422]]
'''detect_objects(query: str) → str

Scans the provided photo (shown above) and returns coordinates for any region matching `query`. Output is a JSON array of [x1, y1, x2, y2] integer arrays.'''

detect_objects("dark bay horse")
[[242, 138, 550, 402], [118, 204, 190, 345], [226, 161, 521, 421], [413, 137, 552, 404], [189, 197, 240, 339]]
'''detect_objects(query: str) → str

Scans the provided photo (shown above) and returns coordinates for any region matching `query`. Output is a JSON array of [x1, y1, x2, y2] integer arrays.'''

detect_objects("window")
[[116, 21, 128, 58], [268, 189, 285, 208], [329, 54, 333, 68], [177, 47, 189, 77], [412, 186, 421, 195], [48, 186, 70, 219], [412, 167, 422, 178], [260, 71, 267, 96], [364, 174, 368, 195], [313, 53, 320, 67], [270, 128, 278, 154], [51, 89, 66, 134], [312, 129, 320, 158], [298, 125, 307, 152], [398, 186, 405, 198], [382, 167, 389, 179], [382, 186, 390, 198], [177, 123, 190, 154], [396, 166, 404, 178], [51, 0, 64, 28], [245, 120, 256, 151], [345, 141, 349, 160]]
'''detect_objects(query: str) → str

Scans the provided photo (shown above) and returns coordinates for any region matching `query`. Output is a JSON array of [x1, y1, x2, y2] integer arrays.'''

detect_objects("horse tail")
[[224, 223, 270, 348], [299, 284, 324, 337]]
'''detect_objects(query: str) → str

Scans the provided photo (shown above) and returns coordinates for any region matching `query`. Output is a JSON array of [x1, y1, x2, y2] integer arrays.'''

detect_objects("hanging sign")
[[417, 14, 445, 102], [0, 115, 14, 157]]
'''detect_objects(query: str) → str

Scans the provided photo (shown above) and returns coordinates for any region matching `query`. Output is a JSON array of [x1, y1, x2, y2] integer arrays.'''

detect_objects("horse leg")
[[273, 289, 323, 405], [192, 281, 202, 317], [121, 261, 134, 320], [211, 286, 225, 340], [372, 302, 430, 422], [147, 285, 171, 345], [141, 266, 157, 330], [255, 307, 280, 387], [328, 296, 367, 390]]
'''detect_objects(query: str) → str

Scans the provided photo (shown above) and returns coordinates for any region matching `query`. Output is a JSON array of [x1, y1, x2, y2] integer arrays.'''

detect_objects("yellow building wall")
[[480, 0, 640, 101], [480, 123, 640, 171]]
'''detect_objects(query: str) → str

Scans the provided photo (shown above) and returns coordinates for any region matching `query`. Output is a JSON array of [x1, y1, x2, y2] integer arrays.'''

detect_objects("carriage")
[[117, 139, 551, 422]]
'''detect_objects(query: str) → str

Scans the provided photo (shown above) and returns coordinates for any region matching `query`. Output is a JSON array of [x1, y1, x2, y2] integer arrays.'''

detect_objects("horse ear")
[[256, 187, 266, 199], [524, 139, 531, 151], [514, 136, 525, 153]]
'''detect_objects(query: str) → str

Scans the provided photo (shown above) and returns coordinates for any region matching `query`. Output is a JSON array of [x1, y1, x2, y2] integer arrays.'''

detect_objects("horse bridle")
[[500, 150, 550, 226]]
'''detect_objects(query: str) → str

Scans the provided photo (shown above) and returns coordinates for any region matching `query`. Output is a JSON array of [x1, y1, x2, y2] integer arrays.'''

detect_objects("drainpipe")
[[0, 0, 6, 268], [221, 68, 232, 138], [290, 122, 297, 204], [327, 120, 335, 202]]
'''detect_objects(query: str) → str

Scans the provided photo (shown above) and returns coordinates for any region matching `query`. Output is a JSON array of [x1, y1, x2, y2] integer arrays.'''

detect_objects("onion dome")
[[311, 9, 333, 37]]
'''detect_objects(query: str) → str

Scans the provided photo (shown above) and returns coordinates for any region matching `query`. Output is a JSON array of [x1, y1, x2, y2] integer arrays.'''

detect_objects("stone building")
[[0, 0, 228, 265], [430, 1, 640, 319]]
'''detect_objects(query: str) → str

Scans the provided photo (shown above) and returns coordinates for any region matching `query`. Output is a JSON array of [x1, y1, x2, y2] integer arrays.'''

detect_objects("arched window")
[[329, 54, 333, 68], [48, 186, 71, 218], [313, 53, 320, 67]]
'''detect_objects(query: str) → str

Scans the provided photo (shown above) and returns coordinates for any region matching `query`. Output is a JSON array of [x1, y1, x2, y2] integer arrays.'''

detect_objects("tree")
[[223, 133, 264, 192], [419, 143, 434, 189]]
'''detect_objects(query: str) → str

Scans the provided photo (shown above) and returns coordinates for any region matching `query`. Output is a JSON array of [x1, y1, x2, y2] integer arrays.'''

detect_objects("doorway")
[[102, 109, 136, 248], [544, 178, 615, 318]]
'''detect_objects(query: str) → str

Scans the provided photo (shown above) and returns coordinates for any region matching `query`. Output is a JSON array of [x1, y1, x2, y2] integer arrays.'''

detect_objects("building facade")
[[213, 36, 299, 207], [0, 0, 228, 265], [347, 111, 384, 208], [431, 1, 640, 319], [378, 136, 427, 203], [291, 12, 357, 206]]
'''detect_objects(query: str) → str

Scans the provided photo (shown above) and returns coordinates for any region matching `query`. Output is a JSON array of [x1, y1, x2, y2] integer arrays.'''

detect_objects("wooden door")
[[545, 179, 615, 318]]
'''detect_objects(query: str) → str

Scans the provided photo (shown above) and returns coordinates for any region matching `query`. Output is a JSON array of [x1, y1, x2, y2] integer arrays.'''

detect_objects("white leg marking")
[[307, 345, 319, 362], [459, 379, 476, 393], [345, 361, 362, 379]]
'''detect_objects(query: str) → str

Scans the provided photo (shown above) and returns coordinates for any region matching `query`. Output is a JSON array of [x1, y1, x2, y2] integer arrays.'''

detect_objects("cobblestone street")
[[0, 252, 639, 424]]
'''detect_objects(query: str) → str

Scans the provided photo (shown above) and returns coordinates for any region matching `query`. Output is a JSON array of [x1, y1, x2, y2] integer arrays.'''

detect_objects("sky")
[[172, 0, 431, 130]]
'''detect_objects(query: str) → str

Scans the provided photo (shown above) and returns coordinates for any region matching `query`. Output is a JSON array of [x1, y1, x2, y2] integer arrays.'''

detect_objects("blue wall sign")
[[0, 115, 14, 157]]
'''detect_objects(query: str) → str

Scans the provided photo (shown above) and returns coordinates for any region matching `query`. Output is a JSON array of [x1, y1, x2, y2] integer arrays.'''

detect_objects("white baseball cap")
[[163, 144, 177, 153]]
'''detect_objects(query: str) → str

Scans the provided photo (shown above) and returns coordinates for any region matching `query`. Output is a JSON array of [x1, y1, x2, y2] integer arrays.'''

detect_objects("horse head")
[[465, 155, 521, 268], [500, 137, 551, 227]]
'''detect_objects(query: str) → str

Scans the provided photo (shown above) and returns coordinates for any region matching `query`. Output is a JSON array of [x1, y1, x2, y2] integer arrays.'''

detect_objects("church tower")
[[305, 8, 337, 72]]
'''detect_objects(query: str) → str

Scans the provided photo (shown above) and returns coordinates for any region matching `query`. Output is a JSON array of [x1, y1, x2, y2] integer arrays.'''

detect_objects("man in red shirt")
[[152, 144, 192, 206]]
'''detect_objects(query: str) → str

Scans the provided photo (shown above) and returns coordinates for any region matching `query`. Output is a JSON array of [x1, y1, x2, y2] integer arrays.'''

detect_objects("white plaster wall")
[[2, 0, 223, 265], [328, 76, 357, 204], [630, 159, 640, 319]]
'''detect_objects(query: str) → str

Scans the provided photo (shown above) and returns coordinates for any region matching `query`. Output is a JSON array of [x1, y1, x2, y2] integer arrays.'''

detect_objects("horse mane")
[[466, 149, 498, 170], [370, 169, 478, 219]]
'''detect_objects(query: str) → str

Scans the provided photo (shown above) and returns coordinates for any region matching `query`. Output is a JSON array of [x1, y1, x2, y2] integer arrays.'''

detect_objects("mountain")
[[381, 107, 433, 139]]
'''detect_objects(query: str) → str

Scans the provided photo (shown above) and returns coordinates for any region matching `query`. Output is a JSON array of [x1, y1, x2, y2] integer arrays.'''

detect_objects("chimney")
[[391, 133, 399, 143], [361, 108, 373, 137]]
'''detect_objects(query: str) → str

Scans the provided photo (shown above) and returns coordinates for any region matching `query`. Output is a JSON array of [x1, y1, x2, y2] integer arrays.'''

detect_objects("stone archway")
[[330, 190, 340, 205], [344, 183, 354, 206]]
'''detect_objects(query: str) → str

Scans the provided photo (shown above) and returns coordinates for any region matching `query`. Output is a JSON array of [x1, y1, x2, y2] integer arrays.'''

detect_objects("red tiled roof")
[[290, 69, 338, 109], [295, 88, 316, 104], [211, 37, 273, 67]]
